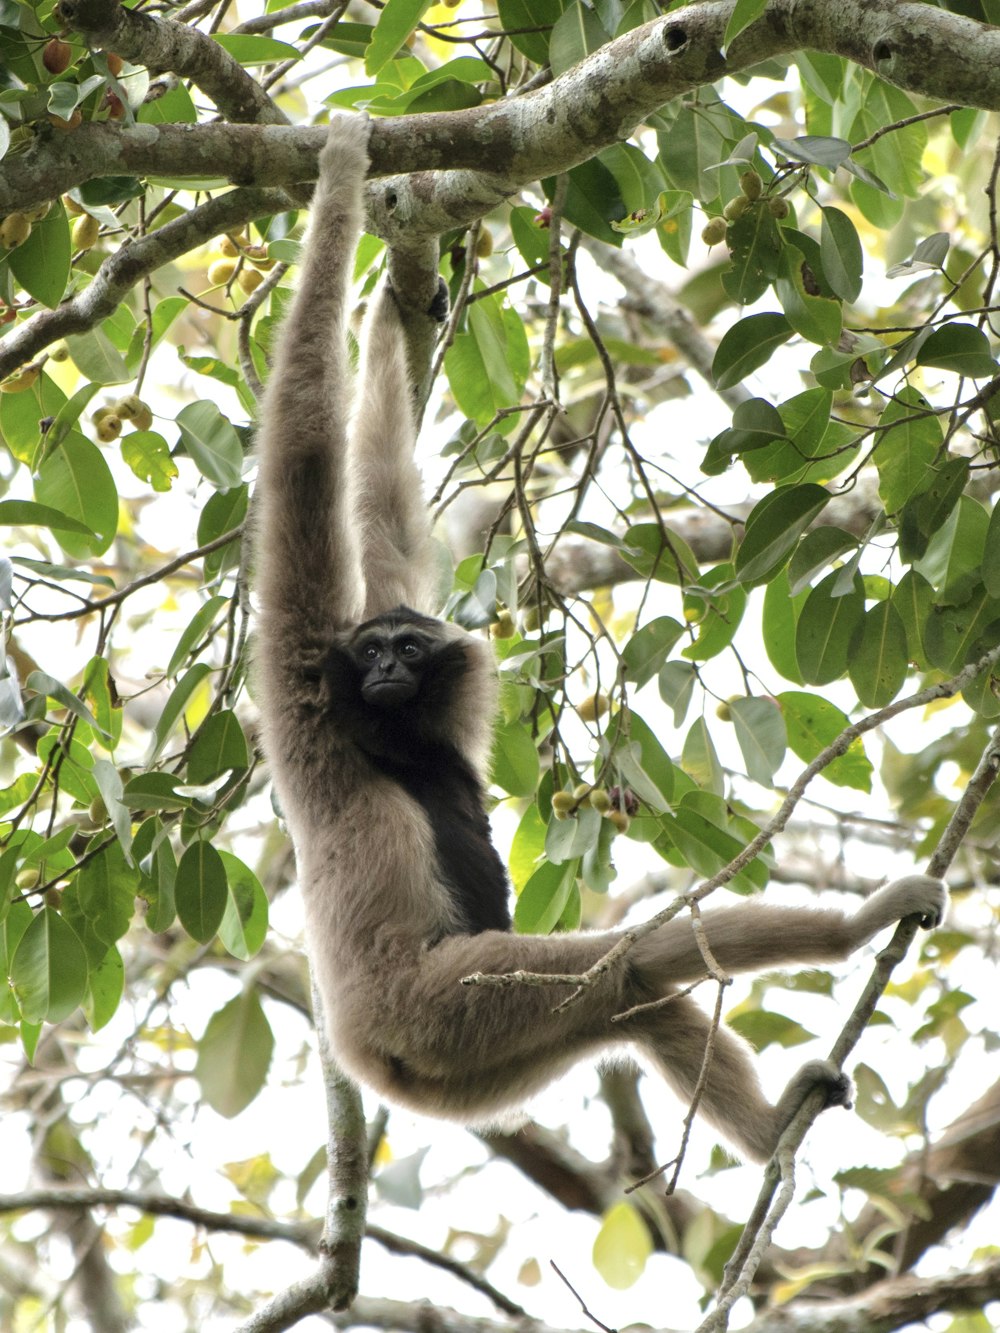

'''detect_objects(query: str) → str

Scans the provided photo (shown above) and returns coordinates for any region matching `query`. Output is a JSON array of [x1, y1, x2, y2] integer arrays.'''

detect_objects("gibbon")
[[253, 113, 947, 1163]]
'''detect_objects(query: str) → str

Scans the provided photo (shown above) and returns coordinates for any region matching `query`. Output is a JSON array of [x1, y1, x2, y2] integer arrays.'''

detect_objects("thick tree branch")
[[11, 1, 1000, 219]]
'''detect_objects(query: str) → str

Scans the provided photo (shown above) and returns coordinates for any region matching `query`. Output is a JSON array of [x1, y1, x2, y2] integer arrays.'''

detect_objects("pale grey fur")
[[253, 113, 948, 1162]]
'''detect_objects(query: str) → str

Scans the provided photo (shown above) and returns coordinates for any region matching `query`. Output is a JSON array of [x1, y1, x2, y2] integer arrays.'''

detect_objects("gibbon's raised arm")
[[254, 112, 948, 1168]]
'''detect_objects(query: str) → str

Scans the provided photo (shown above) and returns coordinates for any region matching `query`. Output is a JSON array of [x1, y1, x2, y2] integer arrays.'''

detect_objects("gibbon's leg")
[[351, 284, 439, 619], [255, 112, 372, 647]]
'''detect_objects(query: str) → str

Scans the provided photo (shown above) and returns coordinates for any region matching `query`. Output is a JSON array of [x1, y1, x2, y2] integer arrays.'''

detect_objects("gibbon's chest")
[[364, 743, 512, 936]]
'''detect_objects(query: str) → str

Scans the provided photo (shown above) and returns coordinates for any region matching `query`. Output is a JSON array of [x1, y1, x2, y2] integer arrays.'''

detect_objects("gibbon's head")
[[344, 608, 463, 711]]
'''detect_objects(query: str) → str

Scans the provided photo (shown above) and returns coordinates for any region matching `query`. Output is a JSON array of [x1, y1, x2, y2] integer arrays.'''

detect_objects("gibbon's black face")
[[348, 609, 443, 710]]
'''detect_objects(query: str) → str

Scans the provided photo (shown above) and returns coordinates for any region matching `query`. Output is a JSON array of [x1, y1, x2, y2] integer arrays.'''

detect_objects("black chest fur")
[[367, 743, 512, 936]]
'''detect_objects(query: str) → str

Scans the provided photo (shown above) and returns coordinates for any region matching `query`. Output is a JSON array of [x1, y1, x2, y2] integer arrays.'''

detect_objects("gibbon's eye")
[[362, 642, 382, 661], [397, 639, 421, 659]]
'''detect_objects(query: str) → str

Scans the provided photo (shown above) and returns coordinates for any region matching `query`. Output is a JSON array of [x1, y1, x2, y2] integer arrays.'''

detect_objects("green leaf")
[[490, 718, 540, 797], [77, 842, 138, 948], [176, 401, 244, 489], [795, 571, 865, 685], [622, 617, 684, 688], [723, 0, 768, 47], [196, 990, 274, 1117], [549, 0, 608, 76], [10, 907, 89, 1024], [712, 312, 793, 390], [924, 584, 1000, 673], [892, 569, 933, 670], [985, 502, 1000, 599], [681, 718, 724, 796], [83, 946, 124, 1032], [658, 659, 697, 725], [514, 859, 577, 934], [848, 600, 908, 707], [682, 564, 747, 660], [721, 202, 783, 305], [605, 711, 675, 808], [0, 499, 94, 537], [592, 1202, 652, 1289], [147, 663, 213, 763], [213, 33, 300, 63], [875, 387, 942, 514], [188, 710, 250, 785], [778, 691, 873, 790], [121, 431, 178, 492], [34, 435, 118, 556], [775, 244, 842, 346], [916, 322, 998, 378], [912, 495, 988, 600], [735, 483, 831, 585], [366, 0, 432, 75], [621, 523, 699, 586], [175, 840, 228, 944], [730, 696, 787, 785], [788, 527, 858, 596], [218, 852, 269, 961], [728, 1008, 815, 1050], [496, 0, 568, 63], [65, 329, 130, 384], [26, 670, 109, 737], [8, 205, 71, 309], [899, 457, 970, 565], [819, 206, 863, 302], [545, 805, 602, 864], [770, 135, 851, 168]]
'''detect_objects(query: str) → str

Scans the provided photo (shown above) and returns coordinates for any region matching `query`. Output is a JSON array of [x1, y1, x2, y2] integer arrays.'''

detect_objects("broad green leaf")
[[924, 584, 1000, 673], [622, 616, 684, 688], [196, 990, 274, 1117], [658, 659, 697, 725], [681, 717, 724, 795], [899, 457, 970, 565], [214, 34, 299, 63], [138, 79, 197, 124], [820, 206, 863, 302], [10, 908, 89, 1024], [77, 842, 139, 948], [65, 329, 130, 384], [8, 205, 71, 309], [735, 483, 830, 585], [514, 858, 577, 934], [770, 135, 851, 169], [892, 570, 933, 670], [0, 499, 94, 537], [728, 1009, 815, 1050], [874, 387, 942, 514], [509, 802, 546, 893], [916, 322, 997, 378], [0, 902, 35, 1024], [490, 718, 540, 797], [123, 773, 192, 813], [549, 1, 608, 76], [730, 695, 787, 785], [188, 710, 250, 785], [848, 601, 909, 707], [778, 691, 873, 790], [795, 571, 865, 684], [497, 0, 568, 62], [621, 523, 699, 586], [26, 670, 109, 737], [788, 527, 858, 596], [762, 569, 807, 684], [605, 711, 675, 808], [176, 401, 244, 489], [121, 431, 178, 492], [218, 852, 269, 961], [704, 396, 787, 474], [34, 435, 118, 556], [83, 946, 124, 1032], [660, 805, 764, 889], [682, 564, 747, 660], [366, 0, 432, 75], [721, 202, 783, 304], [593, 1202, 652, 1289], [912, 495, 988, 600], [775, 244, 842, 346], [545, 805, 602, 864], [712, 312, 793, 390], [723, 0, 768, 48], [175, 840, 228, 944], [985, 503, 1000, 598]]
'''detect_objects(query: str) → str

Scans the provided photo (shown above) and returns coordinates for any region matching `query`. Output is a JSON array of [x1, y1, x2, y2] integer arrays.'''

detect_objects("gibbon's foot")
[[428, 277, 450, 323], [773, 1059, 852, 1145], [320, 110, 372, 177]]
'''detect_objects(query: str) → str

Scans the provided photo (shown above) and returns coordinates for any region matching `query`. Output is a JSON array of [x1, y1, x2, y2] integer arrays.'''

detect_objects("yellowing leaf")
[[592, 1202, 652, 1289]]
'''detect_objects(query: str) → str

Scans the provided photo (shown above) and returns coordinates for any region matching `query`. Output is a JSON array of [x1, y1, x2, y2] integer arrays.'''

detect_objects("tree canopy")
[[2, 1, 1000, 1330]]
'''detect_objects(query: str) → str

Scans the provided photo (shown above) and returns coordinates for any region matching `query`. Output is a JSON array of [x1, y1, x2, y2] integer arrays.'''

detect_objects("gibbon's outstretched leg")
[[254, 112, 947, 1166]]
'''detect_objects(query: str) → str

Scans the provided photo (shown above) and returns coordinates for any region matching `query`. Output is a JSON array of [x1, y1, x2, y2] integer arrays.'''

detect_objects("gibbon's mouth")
[[362, 678, 417, 706]]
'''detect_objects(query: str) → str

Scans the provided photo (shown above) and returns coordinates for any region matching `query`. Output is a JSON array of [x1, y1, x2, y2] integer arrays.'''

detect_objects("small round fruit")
[[103, 91, 125, 121], [72, 213, 100, 250], [588, 787, 611, 814], [49, 341, 71, 362], [63, 194, 86, 216], [105, 51, 123, 76], [207, 257, 237, 286], [237, 266, 263, 294], [131, 403, 154, 430], [88, 795, 108, 824], [740, 169, 763, 200], [700, 216, 728, 246], [475, 228, 494, 259], [578, 692, 610, 722], [715, 701, 733, 721], [15, 867, 42, 890], [48, 109, 83, 131], [490, 610, 515, 640], [0, 213, 31, 249], [244, 243, 275, 269], [551, 791, 576, 816], [768, 197, 790, 219], [43, 37, 72, 75], [114, 393, 144, 420], [24, 201, 52, 223], [219, 235, 240, 257], [608, 809, 631, 835], [722, 195, 749, 222], [1, 366, 39, 394], [96, 413, 122, 442]]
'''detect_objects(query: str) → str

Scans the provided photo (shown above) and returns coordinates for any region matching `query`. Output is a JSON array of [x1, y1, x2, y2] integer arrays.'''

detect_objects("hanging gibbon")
[[253, 113, 946, 1162]]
